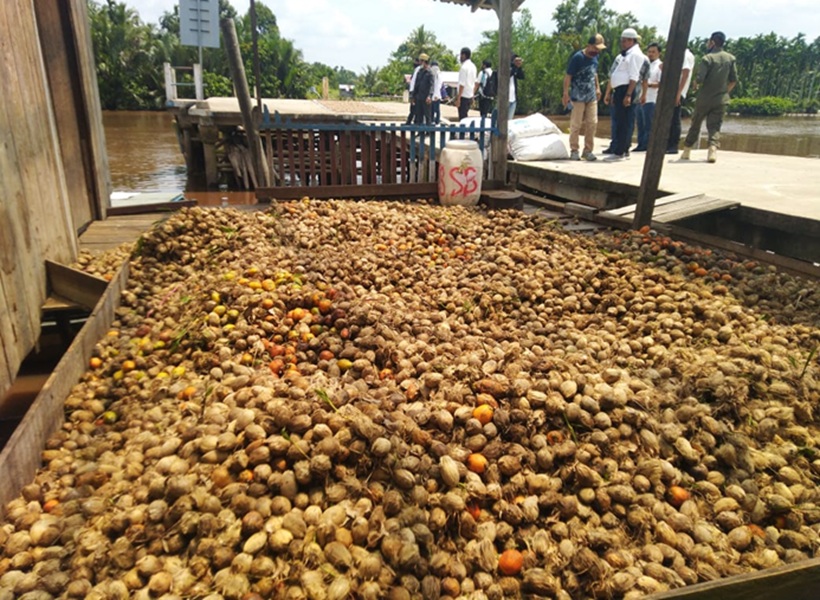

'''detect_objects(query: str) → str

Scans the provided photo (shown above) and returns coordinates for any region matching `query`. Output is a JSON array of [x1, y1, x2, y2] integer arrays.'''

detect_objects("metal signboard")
[[180, 0, 220, 49]]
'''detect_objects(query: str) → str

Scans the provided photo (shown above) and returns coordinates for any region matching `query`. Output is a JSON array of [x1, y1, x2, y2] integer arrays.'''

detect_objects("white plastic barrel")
[[438, 139, 483, 206]]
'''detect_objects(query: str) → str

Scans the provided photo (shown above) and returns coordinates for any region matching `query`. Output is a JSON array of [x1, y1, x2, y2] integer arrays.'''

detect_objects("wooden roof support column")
[[633, 0, 697, 228], [492, 0, 512, 184]]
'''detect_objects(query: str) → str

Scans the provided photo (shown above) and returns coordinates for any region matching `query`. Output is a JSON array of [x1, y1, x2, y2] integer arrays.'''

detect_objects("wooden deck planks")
[[603, 196, 739, 224], [79, 214, 168, 252]]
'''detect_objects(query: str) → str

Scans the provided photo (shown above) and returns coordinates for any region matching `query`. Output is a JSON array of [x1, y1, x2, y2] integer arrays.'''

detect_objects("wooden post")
[[200, 121, 220, 188], [164, 62, 176, 102], [220, 17, 270, 188], [193, 63, 204, 100], [492, 0, 512, 185], [322, 77, 330, 100], [632, 0, 697, 229]]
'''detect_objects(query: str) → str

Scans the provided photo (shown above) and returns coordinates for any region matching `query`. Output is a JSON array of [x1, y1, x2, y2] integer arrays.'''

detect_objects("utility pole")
[[632, 0, 697, 229]]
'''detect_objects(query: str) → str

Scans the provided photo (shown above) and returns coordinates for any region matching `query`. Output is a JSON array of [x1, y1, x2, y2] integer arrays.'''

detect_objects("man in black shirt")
[[412, 54, 434, 125]]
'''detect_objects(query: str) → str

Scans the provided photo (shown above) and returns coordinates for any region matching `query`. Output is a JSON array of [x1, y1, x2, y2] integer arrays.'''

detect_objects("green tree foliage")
[[725, 33, 820, 111], [88, 0, 346, 109], [728, 96, 796, 116], [374, 26, 460, 95], [89, 0, 166, 109], [474, 9, 564, 114]]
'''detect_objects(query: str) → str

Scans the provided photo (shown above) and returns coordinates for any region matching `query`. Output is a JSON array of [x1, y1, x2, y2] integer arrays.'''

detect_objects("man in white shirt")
[[406, 57, 422, 125], [604, 27, 645, 159], [666, 47, 695, 154], [455, 47, 477, 121], [634, 42, 662, 152]]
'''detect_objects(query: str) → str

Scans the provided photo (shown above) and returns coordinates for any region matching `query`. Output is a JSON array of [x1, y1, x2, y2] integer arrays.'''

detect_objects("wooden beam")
[[257, 183, 439, 201], [492, 0, 512, 184], [632, 0, 697, 228], [106, 200, 196, 217], [220, 17, 270, 188], [646, 556, 820, 600], [45, 260, 108, 311]]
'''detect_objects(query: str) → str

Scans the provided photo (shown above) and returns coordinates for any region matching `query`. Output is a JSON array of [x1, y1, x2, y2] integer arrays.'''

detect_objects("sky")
[[130, 0, 820, 72]]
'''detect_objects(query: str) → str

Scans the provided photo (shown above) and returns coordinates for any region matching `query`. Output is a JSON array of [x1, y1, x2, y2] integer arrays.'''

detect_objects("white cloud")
[[128, 0, 820, 72]]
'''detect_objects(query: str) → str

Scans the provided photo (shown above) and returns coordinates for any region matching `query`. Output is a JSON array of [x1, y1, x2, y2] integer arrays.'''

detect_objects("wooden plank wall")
[[67, 0, 111, 221], [34, 0, 95, 230], [0, 262, 129, 517], [34, 0, 111, 228], [0, 0, 79, 398]]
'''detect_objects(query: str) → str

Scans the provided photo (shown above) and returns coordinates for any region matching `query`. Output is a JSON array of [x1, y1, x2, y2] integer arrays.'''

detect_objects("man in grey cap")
[[682, 31, 738, 163], [604, 27, 645, 160]]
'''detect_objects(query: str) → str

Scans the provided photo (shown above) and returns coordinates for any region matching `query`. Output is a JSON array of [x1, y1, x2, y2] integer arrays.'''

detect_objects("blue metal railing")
[[258, 107, 499, 187]]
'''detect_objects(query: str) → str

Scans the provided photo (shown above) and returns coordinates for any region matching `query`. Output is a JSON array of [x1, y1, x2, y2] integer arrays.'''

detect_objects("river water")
[[103, 111, 820, 192]]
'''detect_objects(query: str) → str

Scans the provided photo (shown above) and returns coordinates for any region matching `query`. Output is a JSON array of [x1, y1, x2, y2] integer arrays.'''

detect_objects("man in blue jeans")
[[634, 42, 662, 152], [604, 28, 645, 160]]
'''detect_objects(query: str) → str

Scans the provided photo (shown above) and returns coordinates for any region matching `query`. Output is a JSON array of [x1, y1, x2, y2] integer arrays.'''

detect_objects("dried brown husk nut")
[[2, 202, 817, 600]]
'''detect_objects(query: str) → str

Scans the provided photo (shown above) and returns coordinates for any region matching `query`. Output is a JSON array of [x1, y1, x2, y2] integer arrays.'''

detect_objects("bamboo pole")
[[220, 16, 270, 188]]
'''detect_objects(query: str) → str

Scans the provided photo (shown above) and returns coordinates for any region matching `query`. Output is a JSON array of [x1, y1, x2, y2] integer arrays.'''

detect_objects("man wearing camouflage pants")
[[682, 31, 737, 163]]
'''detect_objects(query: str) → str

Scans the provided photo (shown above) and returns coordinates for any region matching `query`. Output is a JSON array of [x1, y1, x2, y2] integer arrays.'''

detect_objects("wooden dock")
[[168, 98, 479, 191], [510, 133, 820, 265]]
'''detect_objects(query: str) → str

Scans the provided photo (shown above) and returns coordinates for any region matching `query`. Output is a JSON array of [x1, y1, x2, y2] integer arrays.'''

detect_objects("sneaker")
[[582, 151, 597, 162], [666, 148, 679, 155], [570, 151, 580, 161], [681, 147, 691, 160], [605, 154, 626, 161], [602, 147, 614, 154], [632, 146, 647, 152]]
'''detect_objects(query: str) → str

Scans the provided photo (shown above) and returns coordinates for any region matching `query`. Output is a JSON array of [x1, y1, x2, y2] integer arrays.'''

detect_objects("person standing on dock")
[[406, 57, 422, 125], [431, 61, 444, 124], [634, 42, 662, 152], [412, 54, 435, 125], [682, 31, 737, 163], [510, 54, 525, 117], [604, 28, 646, 160], [665, 47, 695, 154], [563, 34, 606, 161], [456, 47, 477, 121], [476, 59, 496, 119]]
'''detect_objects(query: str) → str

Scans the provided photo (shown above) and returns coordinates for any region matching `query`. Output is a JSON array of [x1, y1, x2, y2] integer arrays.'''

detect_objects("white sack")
[[507, 113, 561, 149], [510, 133, 568, 162]]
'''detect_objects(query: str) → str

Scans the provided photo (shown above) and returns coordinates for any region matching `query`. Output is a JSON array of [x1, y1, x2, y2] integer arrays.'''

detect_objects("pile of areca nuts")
[[1, 201, 819, 600]]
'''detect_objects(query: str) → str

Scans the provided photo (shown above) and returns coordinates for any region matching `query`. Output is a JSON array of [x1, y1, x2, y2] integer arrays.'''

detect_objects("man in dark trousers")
[[604, 28, 645, 160], [406, 57, 421, 125], [476, 59, 495, 118], [455, 47, 477, 121], [412, 53, 434, 125], [682, 31, 737, 163]]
